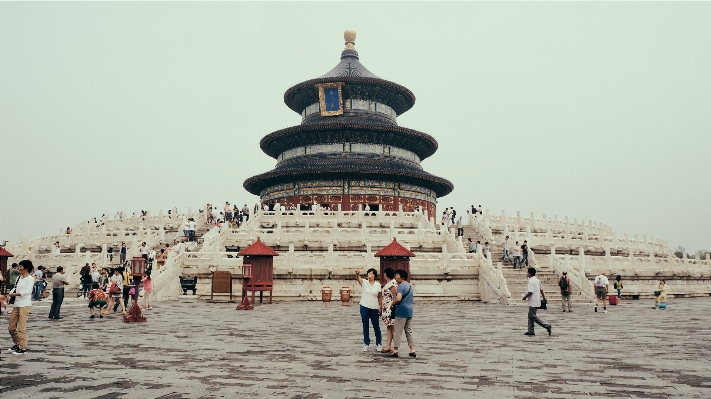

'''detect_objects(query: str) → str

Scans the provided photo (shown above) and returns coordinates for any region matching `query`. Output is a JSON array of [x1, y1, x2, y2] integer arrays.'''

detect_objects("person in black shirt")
[[521, 240, 529, 267]]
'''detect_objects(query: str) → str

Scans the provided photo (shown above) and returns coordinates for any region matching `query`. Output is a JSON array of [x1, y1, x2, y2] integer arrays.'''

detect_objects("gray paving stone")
[[1, 297, 710, 398]]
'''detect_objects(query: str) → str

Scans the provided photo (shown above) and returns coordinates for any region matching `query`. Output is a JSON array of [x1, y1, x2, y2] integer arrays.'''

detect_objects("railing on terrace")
[[467, 210, 670, 255], [9, 207, 206, 263]]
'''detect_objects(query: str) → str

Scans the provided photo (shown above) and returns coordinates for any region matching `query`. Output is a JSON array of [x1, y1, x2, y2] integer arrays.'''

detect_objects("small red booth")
[[374, 238, 414, 285], [236, 238, 278, 310], [0, 247, 14, 294]]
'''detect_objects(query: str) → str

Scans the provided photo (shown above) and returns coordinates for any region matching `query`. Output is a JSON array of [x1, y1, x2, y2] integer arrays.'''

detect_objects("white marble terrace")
[[6, 206, 710, 303]]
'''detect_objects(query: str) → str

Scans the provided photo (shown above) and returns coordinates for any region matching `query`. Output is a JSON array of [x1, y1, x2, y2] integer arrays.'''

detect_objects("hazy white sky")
[[1, 2, 709, 252]]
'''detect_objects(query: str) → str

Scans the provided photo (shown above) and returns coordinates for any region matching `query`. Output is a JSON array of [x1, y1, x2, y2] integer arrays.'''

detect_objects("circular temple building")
[[244, 31, 453, 215]]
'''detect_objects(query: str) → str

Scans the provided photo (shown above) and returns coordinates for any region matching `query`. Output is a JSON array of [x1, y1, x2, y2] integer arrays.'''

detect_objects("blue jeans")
[[359, 305, 382, 346], [501, 249, 511, 262], [617, 289, 621, 298], [33, 281, 44, 300], [513, 256, 522, 269], [81, 283, 91, 298]]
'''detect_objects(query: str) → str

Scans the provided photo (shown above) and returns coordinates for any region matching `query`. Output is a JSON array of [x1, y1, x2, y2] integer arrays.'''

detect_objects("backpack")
[[559, 276, 569, 291], [594, 276, 606, 288]]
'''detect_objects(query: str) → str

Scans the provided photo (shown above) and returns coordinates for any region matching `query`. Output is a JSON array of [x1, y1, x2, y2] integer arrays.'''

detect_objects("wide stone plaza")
[[2, 297, 710, 398]]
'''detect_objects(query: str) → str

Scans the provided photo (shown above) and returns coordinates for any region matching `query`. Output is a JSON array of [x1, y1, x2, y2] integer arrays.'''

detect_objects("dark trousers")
[[457, 227, 464, 237], [359, 305, 382, 346], [49, 288, 64, 318], [522, 254, 529, 266], [528, 306, 551, 334], [513, 256, 523, 269]]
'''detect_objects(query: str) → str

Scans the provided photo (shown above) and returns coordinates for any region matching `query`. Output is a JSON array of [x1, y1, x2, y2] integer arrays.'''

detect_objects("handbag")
[[8, 287, 15, 305], [109, 283, 121, 295], [654, 291, 661, 297], [389, 285, 411, 319], [538, 298, 547, 310]]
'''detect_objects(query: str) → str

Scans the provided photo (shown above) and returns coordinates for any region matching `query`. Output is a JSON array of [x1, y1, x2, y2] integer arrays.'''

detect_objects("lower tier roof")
[[243, 154, 453, 197]]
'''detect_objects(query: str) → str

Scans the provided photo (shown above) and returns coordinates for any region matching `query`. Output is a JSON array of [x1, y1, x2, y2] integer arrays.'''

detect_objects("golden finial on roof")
[[344, 30, 356, 49]]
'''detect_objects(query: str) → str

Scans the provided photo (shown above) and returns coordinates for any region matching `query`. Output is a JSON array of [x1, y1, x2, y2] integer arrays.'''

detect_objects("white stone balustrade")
[[468, 209, 670, 256]]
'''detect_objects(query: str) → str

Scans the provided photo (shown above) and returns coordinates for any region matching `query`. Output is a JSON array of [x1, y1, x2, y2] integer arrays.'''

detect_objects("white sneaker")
[[376, 345, 382, 352], [362, 345, 369, 352], [603, 309, 608, 313]]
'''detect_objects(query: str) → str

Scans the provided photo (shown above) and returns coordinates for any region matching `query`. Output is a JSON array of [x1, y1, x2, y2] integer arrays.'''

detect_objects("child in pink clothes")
[[142, 275, 153, 310]]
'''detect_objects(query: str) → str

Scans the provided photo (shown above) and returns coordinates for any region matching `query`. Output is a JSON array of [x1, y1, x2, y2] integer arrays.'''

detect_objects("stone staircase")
[[183, 222, 213, 252], [461, 225, 591, 304]]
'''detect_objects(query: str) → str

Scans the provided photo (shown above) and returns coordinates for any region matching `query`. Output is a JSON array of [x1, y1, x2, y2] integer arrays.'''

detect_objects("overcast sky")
[[1, 2, 709, 253]]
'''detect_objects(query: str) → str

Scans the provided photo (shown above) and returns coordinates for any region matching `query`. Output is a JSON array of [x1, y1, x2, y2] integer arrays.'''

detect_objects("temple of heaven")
[[243, 30, 453, 215]]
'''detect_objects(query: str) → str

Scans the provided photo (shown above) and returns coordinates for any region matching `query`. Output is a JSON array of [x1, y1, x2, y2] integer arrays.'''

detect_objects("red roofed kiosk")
[[374, 238, 414, 285], [0, 247, 14, 294], [236, 238, 278, 310]]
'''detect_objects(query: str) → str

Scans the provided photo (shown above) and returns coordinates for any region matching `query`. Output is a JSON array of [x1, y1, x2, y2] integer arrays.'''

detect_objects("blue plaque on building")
[[317, 82, 344, 116], [324, 88, 341, 112]]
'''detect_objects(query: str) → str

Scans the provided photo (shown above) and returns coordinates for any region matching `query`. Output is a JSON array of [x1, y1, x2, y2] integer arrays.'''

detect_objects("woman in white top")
[[355, 268, 382, 352]]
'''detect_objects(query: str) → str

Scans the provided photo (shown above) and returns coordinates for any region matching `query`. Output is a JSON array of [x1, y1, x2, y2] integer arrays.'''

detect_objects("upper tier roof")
[[283, 32, 416, 116], [318, 48, 378, 79]]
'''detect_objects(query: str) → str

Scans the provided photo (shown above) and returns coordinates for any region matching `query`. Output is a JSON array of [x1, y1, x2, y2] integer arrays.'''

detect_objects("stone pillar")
[[524, 226, 531, 249], [102, 243, 108, 267]]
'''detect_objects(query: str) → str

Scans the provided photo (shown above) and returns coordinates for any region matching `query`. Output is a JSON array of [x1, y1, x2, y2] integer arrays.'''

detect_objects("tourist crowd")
[[2, 259, 154, 355]]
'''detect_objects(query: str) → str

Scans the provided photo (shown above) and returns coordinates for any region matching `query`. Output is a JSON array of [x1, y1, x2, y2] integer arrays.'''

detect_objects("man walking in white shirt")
[[501, 236, 511, 262], [522, 267, 551, 336]]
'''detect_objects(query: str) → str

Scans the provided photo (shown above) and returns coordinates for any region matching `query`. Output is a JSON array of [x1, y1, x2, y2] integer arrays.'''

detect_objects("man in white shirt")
[[522, 267, 551, 336], [224, 202, 231, 221], [140, 242, 149, 262], [8, 260, 35, 354], [91, 264, 101, 283], [513, 241, 522, 269], [501, 236, 511, 262], [594, 272, 610, 313], [188, 218, 197, 241], [456, 216, 463, 237], [32, 266, 45, 301], [148, 247, 157, 269]]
